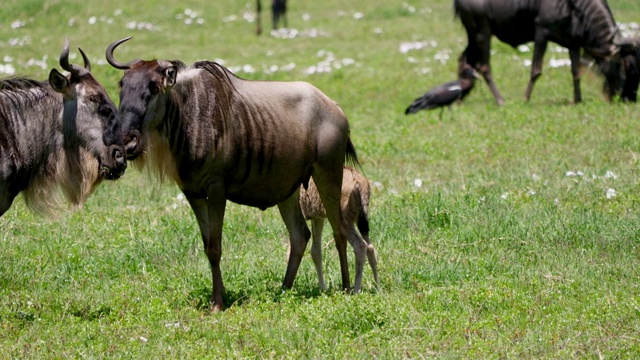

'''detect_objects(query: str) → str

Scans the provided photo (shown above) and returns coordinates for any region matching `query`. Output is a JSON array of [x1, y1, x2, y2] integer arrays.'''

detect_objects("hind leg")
[[312, 167, 351, 292], [278, 189, 311, 288], [363, 235, 380, 290], [310, 218, 327, 290], [348, 227, 368, 293]]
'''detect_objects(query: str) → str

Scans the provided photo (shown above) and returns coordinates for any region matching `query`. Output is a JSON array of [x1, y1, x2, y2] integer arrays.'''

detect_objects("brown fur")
[[299, 166, 379, 292]]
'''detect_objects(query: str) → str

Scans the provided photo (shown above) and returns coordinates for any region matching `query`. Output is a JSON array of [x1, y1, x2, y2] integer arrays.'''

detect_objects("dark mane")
[[0, 76, 47, 92], [192, 61, 239, 94], [190, 61, 239, 123]]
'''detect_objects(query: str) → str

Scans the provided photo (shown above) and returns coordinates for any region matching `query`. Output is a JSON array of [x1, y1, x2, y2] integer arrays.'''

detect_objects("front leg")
[[525, 28, 549, 101], [569, 48, 582, 103], [277, 188, 311, 289], [185, 192, 227, 312]]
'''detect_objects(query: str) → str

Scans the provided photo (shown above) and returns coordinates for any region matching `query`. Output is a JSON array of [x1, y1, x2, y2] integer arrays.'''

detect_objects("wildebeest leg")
[[277, 189, 311, 289], [0, 184, 17, 218], [185, 194, 227, 312], [312, 167, 351, 292], [358, 212, 380, 289], [256, 0, 263, 35], [475, 28, 504, 106], [569, 48, 582, 103], [348, 227, 368, 293], [525, 29, 549, 102], [309, 218, 327, 290]]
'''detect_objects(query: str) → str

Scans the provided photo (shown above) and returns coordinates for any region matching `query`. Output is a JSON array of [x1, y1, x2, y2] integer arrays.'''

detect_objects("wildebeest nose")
[[113, 147, 127, 168]]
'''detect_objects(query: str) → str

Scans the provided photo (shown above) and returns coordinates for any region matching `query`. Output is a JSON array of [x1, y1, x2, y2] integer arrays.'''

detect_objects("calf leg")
[[185, 194, 227, 312], [357, 213, 380, 289], [278, 189, 311, 288], [310, 218, 327, 290], [348, 227, 368, 293]]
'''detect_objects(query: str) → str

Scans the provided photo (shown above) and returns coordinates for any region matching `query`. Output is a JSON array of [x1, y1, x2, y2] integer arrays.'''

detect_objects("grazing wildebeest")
[[405, 64, 480, 117], [454, 0, 640, 105], [299, 166, 379, 293], [0, 40, 126, 217], [256, 0, 287, 35], [106, 36, 359, 311]]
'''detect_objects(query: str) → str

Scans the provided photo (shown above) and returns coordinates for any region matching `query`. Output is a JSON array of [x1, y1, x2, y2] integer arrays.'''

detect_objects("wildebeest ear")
[[164, 67, 177, 87], [48, 68, 70, 93]]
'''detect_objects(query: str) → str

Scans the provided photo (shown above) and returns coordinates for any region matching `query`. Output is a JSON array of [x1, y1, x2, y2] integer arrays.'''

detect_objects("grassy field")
[[2, 0, 640, 357]]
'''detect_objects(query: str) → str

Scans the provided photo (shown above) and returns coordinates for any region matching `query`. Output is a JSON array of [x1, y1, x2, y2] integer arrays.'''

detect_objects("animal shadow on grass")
[[186, 278, 356, 311]]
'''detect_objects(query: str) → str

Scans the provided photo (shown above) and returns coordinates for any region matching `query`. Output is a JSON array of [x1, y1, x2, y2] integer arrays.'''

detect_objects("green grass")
[[2, 0, 640, 357]]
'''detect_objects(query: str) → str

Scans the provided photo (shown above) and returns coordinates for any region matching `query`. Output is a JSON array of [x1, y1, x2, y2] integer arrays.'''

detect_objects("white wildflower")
[[532, 173, 540, 181], [603, 171, 618, 180], [11, 20, 26, 29], [517, 45, 530, 52], [88, 16, 97, 25], [353, 12, 364, 20], [501, 192, 509, 199], [413, 178, 423, 188], [606, 188, 616, 199], [0, 64, 15, 75]]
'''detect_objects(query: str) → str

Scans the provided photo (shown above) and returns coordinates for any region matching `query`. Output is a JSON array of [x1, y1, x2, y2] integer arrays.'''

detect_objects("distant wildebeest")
[[106, 36, 359, 312], [454, 0, 640, 105], [0, 40, 126, 218], [256, 0, 287, 35], [405, 64, 480, 117], [299, 166, 379, 293]]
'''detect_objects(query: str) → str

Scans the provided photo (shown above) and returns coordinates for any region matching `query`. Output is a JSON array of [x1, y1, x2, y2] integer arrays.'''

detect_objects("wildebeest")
[[454, 0, 640, 105], [106, 36, 359, 311], [256, 0, 287, 35], [0, 40, 126, 217], [299, 166, 379, 293], [405, 64, 479, 117]]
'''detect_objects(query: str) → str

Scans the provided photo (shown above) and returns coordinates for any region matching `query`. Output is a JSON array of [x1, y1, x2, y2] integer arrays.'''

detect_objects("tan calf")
[[300, 167, 379, 293]]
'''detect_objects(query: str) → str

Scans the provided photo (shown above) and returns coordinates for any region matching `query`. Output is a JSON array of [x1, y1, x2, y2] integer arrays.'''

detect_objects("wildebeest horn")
[[59, 38, 88, 77], [78, 47, 91, 72], [106, 36, 136, 70]]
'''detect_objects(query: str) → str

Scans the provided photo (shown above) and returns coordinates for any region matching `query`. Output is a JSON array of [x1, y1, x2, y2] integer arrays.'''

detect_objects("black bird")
[[405, 64, 479, 117]]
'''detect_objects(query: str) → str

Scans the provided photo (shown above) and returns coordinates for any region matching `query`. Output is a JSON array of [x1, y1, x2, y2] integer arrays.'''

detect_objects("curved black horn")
[[106, 36, 136, 70], [59, 38, 87, 77], [78, 47, 91, 72]]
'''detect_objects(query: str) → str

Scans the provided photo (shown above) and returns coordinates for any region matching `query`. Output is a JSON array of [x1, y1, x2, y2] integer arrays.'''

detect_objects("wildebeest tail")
[[345, 136, 360, 166]]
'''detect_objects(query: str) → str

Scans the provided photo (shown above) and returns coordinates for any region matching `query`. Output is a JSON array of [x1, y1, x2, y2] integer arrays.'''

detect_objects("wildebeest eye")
[[149, 82, 160, 95], [88, 94, 102, 103]]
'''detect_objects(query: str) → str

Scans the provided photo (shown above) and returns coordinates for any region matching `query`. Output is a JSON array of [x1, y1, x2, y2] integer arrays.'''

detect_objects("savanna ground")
[[2, 0, 640, 358]]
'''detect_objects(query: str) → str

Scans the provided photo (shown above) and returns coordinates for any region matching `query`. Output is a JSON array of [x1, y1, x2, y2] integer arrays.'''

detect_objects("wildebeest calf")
[[299, 166, 379, 293]]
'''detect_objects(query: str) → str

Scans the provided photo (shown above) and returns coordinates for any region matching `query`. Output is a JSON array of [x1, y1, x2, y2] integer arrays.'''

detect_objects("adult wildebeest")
[[299, 166, 379, 293], [106, 36, 359, 312], [405, 64, 479, 117], [0, 40, 126, 217], [256, 0, 287, 35], [454, 0, 640, 105]]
